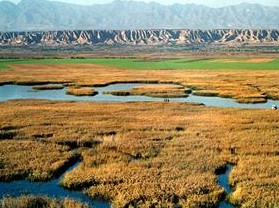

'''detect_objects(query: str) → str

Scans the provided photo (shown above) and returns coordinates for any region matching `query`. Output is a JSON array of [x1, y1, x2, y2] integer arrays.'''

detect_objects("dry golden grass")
[[1, 63, 279, 103], [1, 195, 89, 208], [66, 86, 97, 96], [229, 156, 279, 207], [192, 90, 219, 97], [0, 100, 279, 207], [104, 84, 190, 98], [0, 139, 74, 181]]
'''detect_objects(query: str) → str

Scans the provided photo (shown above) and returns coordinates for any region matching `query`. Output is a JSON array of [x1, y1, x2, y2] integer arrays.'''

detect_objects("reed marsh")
[[1, 59, 279, 103], [104, 84, 191, 98], [0, 99, 278, 207], [1, 56, 279, 207]]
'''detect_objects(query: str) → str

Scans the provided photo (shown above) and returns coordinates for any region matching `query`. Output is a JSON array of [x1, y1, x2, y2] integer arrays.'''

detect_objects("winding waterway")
[[0, 160, 110, 207], [1, 83, 279, 109], [0, 161, 235, 208]]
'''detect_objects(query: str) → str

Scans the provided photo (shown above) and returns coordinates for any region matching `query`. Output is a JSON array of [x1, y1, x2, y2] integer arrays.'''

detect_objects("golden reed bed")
[[0, 99, 278, 207]]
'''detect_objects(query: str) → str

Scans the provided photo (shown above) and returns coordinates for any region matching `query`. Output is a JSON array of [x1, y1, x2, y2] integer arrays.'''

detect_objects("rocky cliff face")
[[1, 1, 279, 31], [1, 29, 279, 46]]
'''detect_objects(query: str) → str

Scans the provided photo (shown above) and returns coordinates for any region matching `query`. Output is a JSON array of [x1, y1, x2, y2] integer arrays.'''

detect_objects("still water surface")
[[1, 83, 279, 109]]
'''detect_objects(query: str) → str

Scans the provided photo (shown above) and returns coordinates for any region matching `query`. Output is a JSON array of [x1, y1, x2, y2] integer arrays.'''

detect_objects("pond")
[[1, 83, 279, 109]]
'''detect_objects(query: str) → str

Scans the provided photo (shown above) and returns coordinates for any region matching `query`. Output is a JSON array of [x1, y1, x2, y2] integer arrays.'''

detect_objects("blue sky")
[[4, 0, 279, 7]]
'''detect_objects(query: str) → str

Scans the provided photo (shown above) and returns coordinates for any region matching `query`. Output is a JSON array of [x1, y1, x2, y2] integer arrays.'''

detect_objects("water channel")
[[0, 160, 110, 207], [0, 162, 235, 208], [217, 165, 234, 208], [0, 83, 279, 109]]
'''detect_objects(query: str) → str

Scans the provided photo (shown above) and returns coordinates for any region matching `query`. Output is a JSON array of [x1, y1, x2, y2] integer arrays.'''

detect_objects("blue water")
[[219, 201, 234, 208], [1, 83, 279, 109], [217, 165, 234, 208], [0, 161, 110, 208], [217, 165, 233, 194]]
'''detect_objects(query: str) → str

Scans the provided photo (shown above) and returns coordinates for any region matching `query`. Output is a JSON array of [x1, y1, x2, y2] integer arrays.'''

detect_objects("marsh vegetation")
[[0, 99, 279, 207], [1, 58, 279, 103], [0, 56, 279, 207], [1, 195, 89, 208], [104, 84, 191, 98], [66, 86, 98, 96]]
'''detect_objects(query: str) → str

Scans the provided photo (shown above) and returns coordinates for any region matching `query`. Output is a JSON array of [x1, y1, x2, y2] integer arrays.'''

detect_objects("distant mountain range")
[[0, 0, 279, 31], [1, 29, 279, 46]]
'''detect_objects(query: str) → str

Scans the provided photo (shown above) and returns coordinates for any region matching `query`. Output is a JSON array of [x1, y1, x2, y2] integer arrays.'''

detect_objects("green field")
[[1, 57, 279, 70]]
